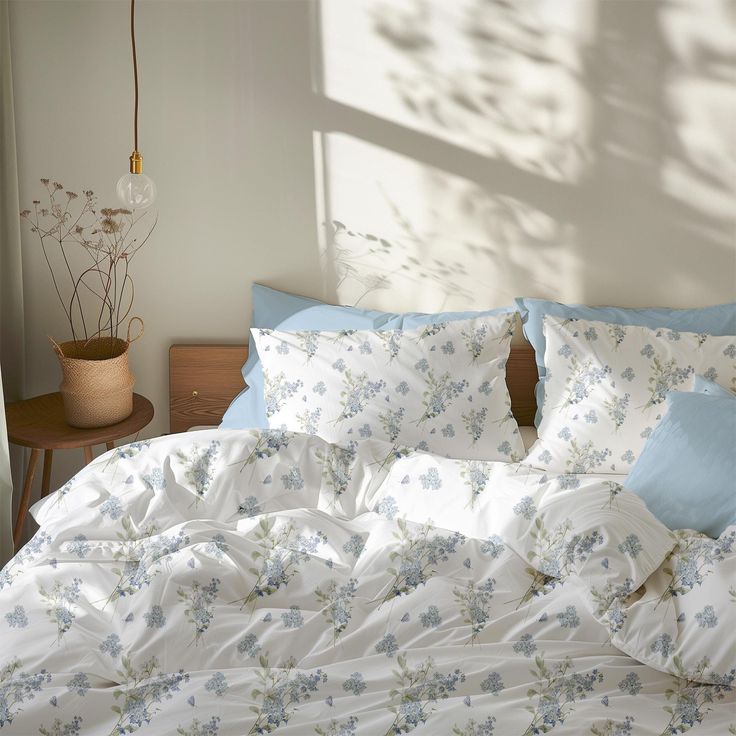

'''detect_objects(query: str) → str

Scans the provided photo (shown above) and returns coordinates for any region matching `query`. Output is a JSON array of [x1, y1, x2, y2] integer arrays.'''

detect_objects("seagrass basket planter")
[[51, 319, 143, 428]]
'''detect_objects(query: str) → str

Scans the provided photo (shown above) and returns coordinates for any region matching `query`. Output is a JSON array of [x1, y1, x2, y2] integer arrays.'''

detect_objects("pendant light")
[[116, 0, 156, 209]]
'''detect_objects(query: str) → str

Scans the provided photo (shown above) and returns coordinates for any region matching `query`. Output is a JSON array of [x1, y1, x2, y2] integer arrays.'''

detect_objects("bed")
[[0, 335, 733, 735]]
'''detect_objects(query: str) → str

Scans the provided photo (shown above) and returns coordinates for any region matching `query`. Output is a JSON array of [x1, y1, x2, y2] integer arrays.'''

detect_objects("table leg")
[[83, 446, 93, 465], [41, 449, 53, 498], [106, 441, 114, 451], [13, 448, 41, 549]]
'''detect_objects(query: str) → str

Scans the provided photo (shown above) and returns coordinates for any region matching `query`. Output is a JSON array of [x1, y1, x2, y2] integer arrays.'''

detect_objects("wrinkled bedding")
[[0, 429, 734, 735]]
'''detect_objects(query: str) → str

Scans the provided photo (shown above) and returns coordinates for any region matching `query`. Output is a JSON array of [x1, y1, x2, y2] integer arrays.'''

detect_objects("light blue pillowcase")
[[515, 297, 736, 426], [624, 376, 736, 538], [693, 374, 734, 398], [221, 284, 516, 429]]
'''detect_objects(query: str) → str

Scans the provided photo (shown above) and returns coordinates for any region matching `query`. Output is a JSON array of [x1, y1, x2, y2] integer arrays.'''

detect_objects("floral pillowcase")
[[524, 316, 736, 474], [251, 316, 525, 461]]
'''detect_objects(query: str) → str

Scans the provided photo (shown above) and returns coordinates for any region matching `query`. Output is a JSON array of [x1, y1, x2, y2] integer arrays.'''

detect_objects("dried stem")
[[20, 180, 155, 349]]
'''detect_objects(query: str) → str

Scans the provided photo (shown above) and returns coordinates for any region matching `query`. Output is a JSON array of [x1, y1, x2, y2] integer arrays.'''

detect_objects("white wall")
[[8, 0, 736, 500]]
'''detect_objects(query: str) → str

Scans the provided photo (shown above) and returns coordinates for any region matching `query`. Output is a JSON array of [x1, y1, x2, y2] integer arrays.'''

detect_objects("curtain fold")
[[0, 0, 25, 566]]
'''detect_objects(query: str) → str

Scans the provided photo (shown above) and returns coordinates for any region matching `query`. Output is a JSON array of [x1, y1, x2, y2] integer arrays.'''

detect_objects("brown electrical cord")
[[130, 0, 139, 152]]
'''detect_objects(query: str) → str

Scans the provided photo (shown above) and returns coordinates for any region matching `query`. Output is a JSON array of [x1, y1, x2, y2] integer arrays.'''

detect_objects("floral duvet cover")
[[0, 429, 734, 735]]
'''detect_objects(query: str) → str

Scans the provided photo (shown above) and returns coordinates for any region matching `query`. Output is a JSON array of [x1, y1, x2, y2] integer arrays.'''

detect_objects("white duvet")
[[0, 429, 733, 735]]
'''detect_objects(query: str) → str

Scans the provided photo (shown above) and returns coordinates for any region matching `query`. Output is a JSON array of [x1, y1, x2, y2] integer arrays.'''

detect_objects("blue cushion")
[[624, 383, 736, 538], [515, 298, 736, 426], [221, 284, 516, 429], [693, 374, 734, 398]]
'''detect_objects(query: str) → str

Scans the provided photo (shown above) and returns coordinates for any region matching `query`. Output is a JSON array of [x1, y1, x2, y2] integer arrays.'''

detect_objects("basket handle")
[[48, 335, 65, 357], [127, 317, 145, 344]]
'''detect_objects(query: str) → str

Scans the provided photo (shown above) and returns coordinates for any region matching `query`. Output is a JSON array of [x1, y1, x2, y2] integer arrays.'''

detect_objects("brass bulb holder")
[[129, 150, 143, 174]]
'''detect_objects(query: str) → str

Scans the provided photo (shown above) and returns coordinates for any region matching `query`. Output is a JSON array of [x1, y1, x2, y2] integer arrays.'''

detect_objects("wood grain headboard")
[[169, 343, 539, 433]]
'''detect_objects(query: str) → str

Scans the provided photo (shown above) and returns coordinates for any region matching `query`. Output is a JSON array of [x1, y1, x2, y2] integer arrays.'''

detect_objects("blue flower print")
[[342, 534, 365, 558], [276, 341, 290, 355], [313, 381, 327, 396], [641, 344, 655, 359], [695, 605, 718, 629], [513, 496, 536, 520], [237, 633, 262, 657], [66, 672, 90, 696], [205, 672, 228, 696], [512, 634, 537, 657], [478, 381, 492, 396], [496, 440, 513, 456], [238, 495, 262, 517], [703, 367, 718, 382], [420, 605, 442, 628], [441, 424, 455, 438], [441, 341, 455, 355], [342, 672, 366, 696], [281, 605, 304, 629], [558, 344, 572, 358], [621, 367, 635, 382], [650, 633, 674, 657], [608, 324, 626, 346], [375, 633, 398, 657], [415, 358, 430, 373], [359, 341, 372, 355], [584, 327, 598, 341], [618, 672, 642, 695], [332, 359, 347, 372], [618, 534, 642, 559], [358, 423, 372, 438], [395, 381, 410, 396], [481, 535, 505, 559], [99, 633, 122, 658], [556, 605, 580, 628], [100, 496, 124, 520], [558, 474, 581, 490], [142, 467, 166, 491], [724, 344, 736, 359], [419, 467, 442, 490], [558, 426, 572, 441], [206, 534, 229, 559], [377, 496, 398, 520], [621, 450, 635, 464], [66, 535, 90, 559], [584, 410, 598, 423], [281, 466, 304, 491], [538, 449, 553, 464], [144, 605, 166, 629], [5, 605, 28, 628], [480, 671, 504, 695]]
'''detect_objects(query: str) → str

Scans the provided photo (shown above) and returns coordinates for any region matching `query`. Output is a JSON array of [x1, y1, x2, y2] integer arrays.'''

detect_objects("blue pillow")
[[221, 284, 516, 429], [624, 382, 736, 538], [515, 297, 736, 426], [693, 374, 734, 398]]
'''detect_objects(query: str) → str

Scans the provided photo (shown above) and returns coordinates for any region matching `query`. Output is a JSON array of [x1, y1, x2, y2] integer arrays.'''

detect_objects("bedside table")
[[6, 392, 154, 548]]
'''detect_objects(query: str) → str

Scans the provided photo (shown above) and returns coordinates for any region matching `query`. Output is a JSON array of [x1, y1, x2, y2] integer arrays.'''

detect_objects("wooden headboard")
[[169, 343, 539, 433]]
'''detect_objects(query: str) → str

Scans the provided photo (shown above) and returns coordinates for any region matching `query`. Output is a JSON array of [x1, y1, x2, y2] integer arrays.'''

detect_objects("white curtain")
[[0, 0, 25, 566], [0, 377, 11, 566]]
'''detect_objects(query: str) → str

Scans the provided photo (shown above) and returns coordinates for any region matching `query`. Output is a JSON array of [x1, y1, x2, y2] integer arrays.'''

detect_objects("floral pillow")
[[252, 316, 525, 461], [524, 316, 736, 473]]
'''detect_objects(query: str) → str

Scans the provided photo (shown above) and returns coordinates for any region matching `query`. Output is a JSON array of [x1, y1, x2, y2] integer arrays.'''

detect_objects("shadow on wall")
[[313, 0, 736, 312]]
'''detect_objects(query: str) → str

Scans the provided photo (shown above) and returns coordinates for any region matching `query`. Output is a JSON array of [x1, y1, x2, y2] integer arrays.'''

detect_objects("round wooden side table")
[[5, 392, 154, 548]]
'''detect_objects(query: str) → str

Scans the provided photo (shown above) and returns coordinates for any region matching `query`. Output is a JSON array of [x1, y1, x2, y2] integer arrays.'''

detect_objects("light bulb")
[[116, 171, 156, 209]]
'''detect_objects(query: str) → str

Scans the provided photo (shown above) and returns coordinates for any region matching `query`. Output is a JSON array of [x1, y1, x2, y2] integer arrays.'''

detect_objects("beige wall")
[[8, 0, 736, 498]]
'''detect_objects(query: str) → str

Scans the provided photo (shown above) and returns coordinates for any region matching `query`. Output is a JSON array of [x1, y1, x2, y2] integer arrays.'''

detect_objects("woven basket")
[[51, 318, 143, 428]]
